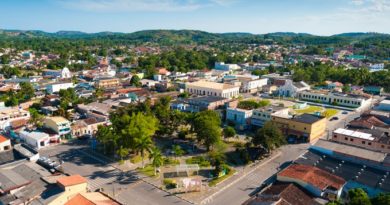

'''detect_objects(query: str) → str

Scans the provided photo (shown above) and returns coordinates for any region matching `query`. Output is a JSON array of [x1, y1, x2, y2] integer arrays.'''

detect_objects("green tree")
[[117, 146, 129, 161], [348, 188, 371, 205], [96, 125, 116, 154], [149, 147, 163, 176], [172, 145, 184, 159], [193, 110, 222, 151], [223, 126, 236, 138], [19, 82, 35, 101], [28, 108, 43, 128], [130, 75, 141, 87], [371, 193, 390, 205], [252, 122, 286, 152]]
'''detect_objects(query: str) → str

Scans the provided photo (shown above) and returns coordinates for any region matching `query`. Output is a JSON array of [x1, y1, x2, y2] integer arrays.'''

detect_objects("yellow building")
[[43, 116, 71, 138], [95, 77, 120, 89], [186, 80, 240, 99], [271, 113, 327, 143], [48, 175, 88, 205]]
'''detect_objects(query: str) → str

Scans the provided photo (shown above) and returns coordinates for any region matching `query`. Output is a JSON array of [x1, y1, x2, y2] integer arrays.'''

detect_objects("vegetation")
[[208, 168, 235, 187], [185, 156, 211, 168], [252, 122, 286, 152], [223, 126, 236, 138], [237, 100, 270, 110], [193, 110, 222, 151]]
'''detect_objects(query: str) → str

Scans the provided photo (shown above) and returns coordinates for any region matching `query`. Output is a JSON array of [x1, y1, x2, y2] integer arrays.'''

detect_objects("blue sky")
[[0, 0, 389, 35]]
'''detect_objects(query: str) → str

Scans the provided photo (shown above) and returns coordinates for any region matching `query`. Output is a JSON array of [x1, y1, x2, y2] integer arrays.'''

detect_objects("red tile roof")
[[57, 175, 87, 187], [65, 194, 94, 205], [0, 135, 9, 143], [278, 164, 345, 190]]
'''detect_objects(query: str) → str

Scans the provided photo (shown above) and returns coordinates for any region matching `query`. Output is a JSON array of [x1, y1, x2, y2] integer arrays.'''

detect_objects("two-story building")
[[251, 106, 290, 128], [43, 117, 71, 139], [186, 81, 240, 99], [46, 82, 74, 94], [276, 80, 310, 97], [0, 106, 30, 130], [94, 77, 120, 89], [226, 107, 253, 130], [272, 113, 327, 143], [299, 90, 372, 108]]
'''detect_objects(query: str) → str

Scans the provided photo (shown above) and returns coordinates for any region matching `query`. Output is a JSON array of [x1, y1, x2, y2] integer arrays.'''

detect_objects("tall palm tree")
[[134, 135, 154, 168], [149, 147, 163, 176]]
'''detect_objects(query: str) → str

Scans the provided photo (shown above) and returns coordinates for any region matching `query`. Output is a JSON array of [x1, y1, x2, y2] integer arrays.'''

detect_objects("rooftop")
[[186, 80, 239, 90], [0, 134, 9, 143], [57, 175, 87, 187], [292, 113, 325, 124], [46, 116, 69, 124], [188, 96, 228, 103], [334, 128, 375, 141], [19, 130, 50, 141], [278, 164, 346, 190], [64, 194, 94, 205]]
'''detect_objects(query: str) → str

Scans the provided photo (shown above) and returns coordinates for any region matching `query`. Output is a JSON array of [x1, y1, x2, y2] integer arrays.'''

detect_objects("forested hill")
[[1, 29, 390, 46]]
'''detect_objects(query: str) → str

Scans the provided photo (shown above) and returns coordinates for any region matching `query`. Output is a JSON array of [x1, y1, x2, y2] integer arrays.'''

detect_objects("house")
[[242, 183, 317, 205], [187, 96, 231, 111], [262, 84, 278, 94], [0, 106, 30, 130], [0, 135, 11, 152], [272, 113, 327, 143], [140, 79, 158, 88], [64, 192, 119, 205], [43, 67, 72, 79], [94, 77, 120, 89], [276, 80, 310, 97], [251, 106, 290, 128], [48, 175, 88, 205], [332, 128, 390, 153], [186, 81, 240, 99], [214, 62, 240, 71], [277, 164, 346, 200], [363, 86, 383, 95], [235, 75, 268, 93], [77, 102, 113, 120], [71, 118, 105, 137], [226, 107, 253, 130], [325, 81, 343, 91], [299, 90, 372, 108], [43, 117, 71, 139], [46, 82, 74, 94], [19, 130, 51, 150]]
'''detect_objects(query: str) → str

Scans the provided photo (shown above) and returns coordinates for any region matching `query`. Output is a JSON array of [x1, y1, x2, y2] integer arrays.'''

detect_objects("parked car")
[[342, 111, 348, 114]]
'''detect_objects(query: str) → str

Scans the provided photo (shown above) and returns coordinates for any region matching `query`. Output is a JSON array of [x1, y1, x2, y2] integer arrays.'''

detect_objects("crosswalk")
[[87, 174, 120, 191]]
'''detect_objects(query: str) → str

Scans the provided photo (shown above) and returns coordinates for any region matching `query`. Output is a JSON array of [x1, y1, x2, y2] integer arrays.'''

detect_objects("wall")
[[49, 183, 87, 205]]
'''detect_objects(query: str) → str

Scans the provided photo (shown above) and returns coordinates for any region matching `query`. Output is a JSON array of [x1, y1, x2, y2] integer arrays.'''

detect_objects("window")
[[334, 135, 337, 138], [368, 142, 372, 145], [345, 137, 348, 140], [381, 145, 385, 148], [350, 138, 354, 142], [362, 141, 366, 144], [304, 127, 307, 130]]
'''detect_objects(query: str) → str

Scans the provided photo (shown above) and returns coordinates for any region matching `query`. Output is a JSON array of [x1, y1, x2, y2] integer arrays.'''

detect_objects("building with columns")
[[185, 81, 240, 99]]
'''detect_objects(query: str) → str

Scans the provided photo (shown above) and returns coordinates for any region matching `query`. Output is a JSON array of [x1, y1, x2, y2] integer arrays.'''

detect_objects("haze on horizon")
[[1, 0, 390, 36]]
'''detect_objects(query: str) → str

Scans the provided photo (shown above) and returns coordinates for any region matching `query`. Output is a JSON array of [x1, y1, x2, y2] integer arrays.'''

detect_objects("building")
[[332, 128, 390, 153], [299, 90, 372, 108], [19, 130, 52, 150], [0, 135, 11, 152], [71, 118, 105, 137], [48, 175, 88, 205], [43, 67, 72, 79], [46, 82, 74, 94], [0, 106, 30, 130], [186, 81, 240, 99], [363, 86, 383, 95], [251, 106, 290, 128], [277, 80, 310, 97], [272, 113, 327, 142], [43, 117, 71, 138], [242, 183, 317, 205], [171, 96, 231, 113], [95, 77, 120, 89], [226, 107, 253, 130], [214, 62, 240, 71], [236, 75, 268, 93], [376, 100, 390, 112], [277, 164, 346, 200]]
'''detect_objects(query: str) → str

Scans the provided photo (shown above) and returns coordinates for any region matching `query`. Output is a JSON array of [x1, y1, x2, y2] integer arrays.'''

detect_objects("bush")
[[163, 157, 180, 165], [185, 156, 211, 167], [163, 178, 177, 189]]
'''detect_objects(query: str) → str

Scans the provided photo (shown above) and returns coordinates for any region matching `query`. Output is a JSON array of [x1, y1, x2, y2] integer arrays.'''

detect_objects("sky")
[[0, 0, 390, 35]]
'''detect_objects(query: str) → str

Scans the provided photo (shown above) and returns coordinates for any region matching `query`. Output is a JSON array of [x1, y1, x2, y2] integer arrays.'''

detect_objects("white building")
[[43, 117, 71, 138], [251, 106, 290, 127], [43, 67, 72, 79], [226, 107, 253, 130], [0, 135, 11, 152], [19, 130, 50, 150], [369, 63, 385, 72], [236, 76, 268, 93], [46, 82, 74, 94], [376, 100, 390, 111], [186, 81, 240, 99], [277, 80, 310, 97], [215, 62, 240, 71], [299, 90, 372, 108], [0, 106, 30, 130]]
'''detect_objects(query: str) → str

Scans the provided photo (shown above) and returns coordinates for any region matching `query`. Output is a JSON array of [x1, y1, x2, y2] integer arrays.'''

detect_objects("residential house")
[[363, 86, 383, 95], [72, 118, 105, 137], [226, 107, 253, 130], [214, 62, 240, 71], [186, 81, 240, 99], [0, 135, 11, 152], [48, 175, 88, 205], [276, 80, 310, 97], [43, 117, 71, 139], [376, 100, 390, 111], [43, 67, 72, 79], [19, 130, 52, 150], [277, 164, 346, 200], [234, 75, 268, 93], [46, 82, 74, 94], [251, 106, 290, 128], [272, 113, 327, 142], [94, 77, 120, 89], [0, 106, 30, 130]]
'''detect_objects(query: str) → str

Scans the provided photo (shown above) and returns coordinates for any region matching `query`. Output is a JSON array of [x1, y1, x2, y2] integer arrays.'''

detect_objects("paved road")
[[39, 142, 191, 205], [206, 144, 309, 205]]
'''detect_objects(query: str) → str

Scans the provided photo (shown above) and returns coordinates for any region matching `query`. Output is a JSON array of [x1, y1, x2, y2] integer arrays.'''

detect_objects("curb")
[[199, 151, 282, 205]]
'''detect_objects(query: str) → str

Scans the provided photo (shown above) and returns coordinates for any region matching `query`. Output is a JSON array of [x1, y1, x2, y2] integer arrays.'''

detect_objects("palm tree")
[[134, 135, 154, 168], [149, 147, 163, 176], [172, 145, 184, 160]]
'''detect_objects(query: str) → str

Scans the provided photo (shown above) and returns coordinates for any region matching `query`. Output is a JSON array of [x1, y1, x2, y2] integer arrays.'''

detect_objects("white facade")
[[251, 106, 290, 127], [299, 90, 371, 108], [241, 78, 268, 93], [215, 62, 240, 71], [0, 106, 30, 130], [369, 63, 385, 72], [19, 131, 50, 150], [277, 80, 310, 97], [46, 82, 74, 94], [43, 117, 71, 138], [186, 81, 240, 99]]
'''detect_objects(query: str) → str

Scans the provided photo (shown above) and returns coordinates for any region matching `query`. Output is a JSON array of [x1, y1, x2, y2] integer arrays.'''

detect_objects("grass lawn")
[[208, 169, 236, 187], [137, 164, 158, 178], [322, 109, 339, 118], [294, 105, 323, 114]]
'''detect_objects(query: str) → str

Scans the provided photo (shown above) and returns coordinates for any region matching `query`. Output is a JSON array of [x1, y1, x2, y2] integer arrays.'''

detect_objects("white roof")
[[19, 131, 49, 141], [334, 128, 374, 141], [380, 100, 390, 105]]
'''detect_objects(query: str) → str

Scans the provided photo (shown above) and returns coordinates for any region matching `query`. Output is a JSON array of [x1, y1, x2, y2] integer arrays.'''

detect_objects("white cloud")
[[350, 0, 365, 6], [57, 0, 235, 12]]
